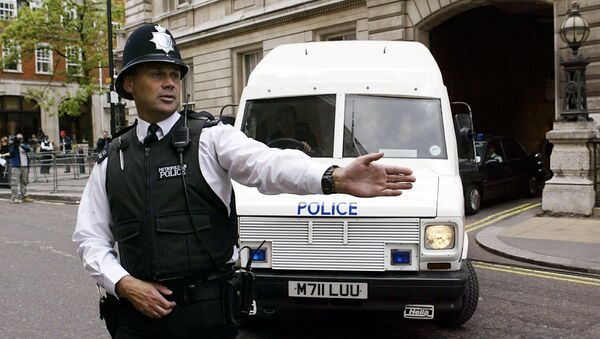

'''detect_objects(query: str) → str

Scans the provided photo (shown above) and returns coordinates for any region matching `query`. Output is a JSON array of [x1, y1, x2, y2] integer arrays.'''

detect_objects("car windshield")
[[241, 95, 336, 157], [343, 95, 447, 159]]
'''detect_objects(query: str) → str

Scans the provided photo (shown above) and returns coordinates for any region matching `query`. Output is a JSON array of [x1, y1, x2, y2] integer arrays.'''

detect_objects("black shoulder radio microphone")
[[172, 94, 191, 155]]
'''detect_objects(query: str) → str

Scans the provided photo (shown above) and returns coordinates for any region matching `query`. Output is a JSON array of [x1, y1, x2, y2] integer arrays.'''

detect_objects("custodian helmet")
[[115, 24, 189, 100]]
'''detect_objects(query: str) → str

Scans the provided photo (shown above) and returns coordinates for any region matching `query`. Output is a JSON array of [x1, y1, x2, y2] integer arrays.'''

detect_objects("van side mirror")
[[221, 115, 236, 126], [459, 127, 473, 143]]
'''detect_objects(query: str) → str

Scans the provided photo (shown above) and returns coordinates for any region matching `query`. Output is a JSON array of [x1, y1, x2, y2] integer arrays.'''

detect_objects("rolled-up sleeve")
[[72, 161, 128, 297]]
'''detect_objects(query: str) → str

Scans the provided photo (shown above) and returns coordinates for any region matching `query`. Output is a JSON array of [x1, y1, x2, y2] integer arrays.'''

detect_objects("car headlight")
[[425, 225, 455, 249]]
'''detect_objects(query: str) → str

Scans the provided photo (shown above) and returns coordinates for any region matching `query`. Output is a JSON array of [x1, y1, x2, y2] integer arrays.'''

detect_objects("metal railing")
[[591, 138, 600, 207], [1, 151, 95, 193], [31, 151, 95, 192]]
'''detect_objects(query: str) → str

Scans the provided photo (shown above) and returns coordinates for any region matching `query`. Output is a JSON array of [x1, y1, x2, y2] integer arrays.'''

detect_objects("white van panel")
[[234, 169, 439, 217]]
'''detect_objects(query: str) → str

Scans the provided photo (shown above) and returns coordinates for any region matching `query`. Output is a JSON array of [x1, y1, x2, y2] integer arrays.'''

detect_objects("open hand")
[[334, 152, 415, 197]]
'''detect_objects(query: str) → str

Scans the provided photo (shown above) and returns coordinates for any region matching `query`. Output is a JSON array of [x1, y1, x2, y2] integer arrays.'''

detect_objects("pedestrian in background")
[[73, 24, 415, 338], [60, 130, 72, 173], [8, 133, 32, 203], [0, 136, 9, 182], [39, 135, 53, 174], [30, 133, 39, 152], [94, 130, 112, 154], [0, 136, 9, 154]]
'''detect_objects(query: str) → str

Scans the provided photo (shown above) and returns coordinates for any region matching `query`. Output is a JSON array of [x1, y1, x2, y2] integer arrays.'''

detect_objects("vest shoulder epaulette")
[[181, 109, 221, 128]]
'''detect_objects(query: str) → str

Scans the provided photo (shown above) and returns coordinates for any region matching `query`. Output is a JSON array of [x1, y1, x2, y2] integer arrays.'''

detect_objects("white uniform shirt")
[[40, 141, 53, 151], [73, 112, 329, 297]]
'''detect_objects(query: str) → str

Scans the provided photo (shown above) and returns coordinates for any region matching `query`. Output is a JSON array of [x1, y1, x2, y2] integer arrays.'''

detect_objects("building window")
[[326, 32, 357, 41], [66, 5, 77, 20], [0, 0, 17, 20], [243, 50, 263, 86], [65, 46, 82, 76], [233, 47, 263, 102], [181, 61, 194, 110], [2, 43, 21, 72], [29, 0, 43, 9], [35, 43, 53, 74], [163, 0, 188, 11]]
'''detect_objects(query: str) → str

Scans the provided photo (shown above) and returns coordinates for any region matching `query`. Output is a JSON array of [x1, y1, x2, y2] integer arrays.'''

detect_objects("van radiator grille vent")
[[239, 217, 419, 271]]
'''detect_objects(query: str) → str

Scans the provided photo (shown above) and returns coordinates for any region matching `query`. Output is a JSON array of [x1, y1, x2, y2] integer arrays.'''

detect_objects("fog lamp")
[[391, 249, 411, 265], [251, 248, 267, 262], [425, 225, 455, 249]]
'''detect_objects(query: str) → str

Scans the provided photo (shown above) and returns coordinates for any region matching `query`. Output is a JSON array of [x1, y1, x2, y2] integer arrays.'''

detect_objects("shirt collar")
[[136, 112, 180, 143]]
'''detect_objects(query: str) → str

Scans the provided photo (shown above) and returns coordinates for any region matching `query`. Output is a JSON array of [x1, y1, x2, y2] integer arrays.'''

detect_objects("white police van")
[[234, 41, 478, 327]]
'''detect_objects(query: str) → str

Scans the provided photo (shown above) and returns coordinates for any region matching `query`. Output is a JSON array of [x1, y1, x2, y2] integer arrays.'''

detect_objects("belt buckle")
[[249, 300, 257, 316], [183, 284, 196, 303]]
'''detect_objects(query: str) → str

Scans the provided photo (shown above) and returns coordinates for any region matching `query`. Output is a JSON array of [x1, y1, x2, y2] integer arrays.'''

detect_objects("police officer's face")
[[124, 62, 181, 122]]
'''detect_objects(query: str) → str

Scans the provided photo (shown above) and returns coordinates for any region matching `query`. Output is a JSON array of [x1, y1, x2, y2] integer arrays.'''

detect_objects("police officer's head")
[[115, 24, 188, 101], [116, 24, 189, 122]]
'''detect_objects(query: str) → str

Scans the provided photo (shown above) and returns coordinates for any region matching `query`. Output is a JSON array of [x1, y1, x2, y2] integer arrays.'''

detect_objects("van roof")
[[247, 41, 443, 88]]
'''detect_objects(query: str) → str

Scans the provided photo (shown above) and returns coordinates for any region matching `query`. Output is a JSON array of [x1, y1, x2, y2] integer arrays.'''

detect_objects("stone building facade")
[[118, 0, 581, 150]]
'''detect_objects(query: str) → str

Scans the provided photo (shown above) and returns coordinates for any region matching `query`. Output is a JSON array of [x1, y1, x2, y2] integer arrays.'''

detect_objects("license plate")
[[288, 281, 368, 299], [404, 305, 434, 319]]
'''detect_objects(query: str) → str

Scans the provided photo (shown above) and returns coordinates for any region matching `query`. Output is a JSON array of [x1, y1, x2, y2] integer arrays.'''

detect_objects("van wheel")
[[526, 175, 540, 197], [435, 260, 479, 328], [464, 185, 481, 215]]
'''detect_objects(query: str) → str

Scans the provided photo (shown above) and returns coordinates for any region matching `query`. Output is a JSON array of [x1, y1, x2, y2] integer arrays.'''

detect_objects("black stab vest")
[[106, 116, 238, 281]]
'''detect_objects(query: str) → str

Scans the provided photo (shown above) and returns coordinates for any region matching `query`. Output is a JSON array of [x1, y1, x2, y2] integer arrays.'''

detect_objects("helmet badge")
[[150, 25, 175, 55]]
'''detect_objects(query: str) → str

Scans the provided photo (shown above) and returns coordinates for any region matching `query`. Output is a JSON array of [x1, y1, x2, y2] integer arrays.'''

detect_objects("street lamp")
[[106, 0, 117, 135], [559, 1, 591, 121]]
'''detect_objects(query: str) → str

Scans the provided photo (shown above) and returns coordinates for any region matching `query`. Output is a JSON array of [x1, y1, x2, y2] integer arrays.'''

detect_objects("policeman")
[[73, 23, 415, 338]]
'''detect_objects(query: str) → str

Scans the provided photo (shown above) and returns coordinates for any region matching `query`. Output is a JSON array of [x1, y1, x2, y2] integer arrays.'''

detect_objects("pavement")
[[476, 211, 600, 274], [0, 169, 88, 204], [2, 172, 600, 274]]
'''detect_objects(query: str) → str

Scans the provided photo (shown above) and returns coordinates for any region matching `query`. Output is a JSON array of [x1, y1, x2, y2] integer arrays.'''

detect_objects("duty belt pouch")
[[99, 293, 119, 338], [223, 274, 242, 326], [238, 270, 256, 315]]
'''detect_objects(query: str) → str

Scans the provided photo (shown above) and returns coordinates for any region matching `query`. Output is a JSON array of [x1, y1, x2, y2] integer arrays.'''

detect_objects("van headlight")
[[425, 225, 455, 249]]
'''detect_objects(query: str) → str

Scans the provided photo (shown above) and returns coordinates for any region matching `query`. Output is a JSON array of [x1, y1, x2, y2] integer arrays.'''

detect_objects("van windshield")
[[241, 95, 335, 157], [344, 95, 447, 159]]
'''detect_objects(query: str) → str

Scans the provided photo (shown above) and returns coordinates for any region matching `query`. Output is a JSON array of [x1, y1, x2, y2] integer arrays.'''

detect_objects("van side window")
[[242, 95, 336, 157]]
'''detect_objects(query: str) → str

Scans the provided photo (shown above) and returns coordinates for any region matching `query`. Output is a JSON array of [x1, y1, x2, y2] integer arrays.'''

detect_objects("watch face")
[[322, 176, 334, 194], [321, 166, 338, 194]]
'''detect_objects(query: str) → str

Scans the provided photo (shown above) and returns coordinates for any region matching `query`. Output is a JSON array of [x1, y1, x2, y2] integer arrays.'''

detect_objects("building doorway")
[[429, 3, 554, 154], [58, 99, 93, 147], [0, 96, 41, 142]]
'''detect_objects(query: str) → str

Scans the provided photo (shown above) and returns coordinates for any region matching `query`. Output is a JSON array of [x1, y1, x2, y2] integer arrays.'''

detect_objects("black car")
[[459, 135, 546, 214], [451, 102, 547, 215]]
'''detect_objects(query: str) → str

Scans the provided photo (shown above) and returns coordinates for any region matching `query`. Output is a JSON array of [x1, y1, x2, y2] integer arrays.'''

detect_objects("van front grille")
[[239, 217, 420, 271]]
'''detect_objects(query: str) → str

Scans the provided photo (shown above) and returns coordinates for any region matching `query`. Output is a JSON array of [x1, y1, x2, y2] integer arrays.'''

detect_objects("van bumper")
[[251, 262, 469, 314]]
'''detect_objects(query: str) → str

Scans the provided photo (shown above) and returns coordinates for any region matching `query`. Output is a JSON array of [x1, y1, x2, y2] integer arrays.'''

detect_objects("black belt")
[[161, 270, 234, 304]]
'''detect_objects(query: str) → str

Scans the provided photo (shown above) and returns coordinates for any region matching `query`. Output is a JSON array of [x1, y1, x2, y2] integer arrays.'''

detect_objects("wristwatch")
[[321, 165, 339, 194]]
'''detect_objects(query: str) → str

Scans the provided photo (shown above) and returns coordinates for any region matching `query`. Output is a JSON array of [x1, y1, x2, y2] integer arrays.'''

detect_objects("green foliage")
[[0, 0, 124, 117]]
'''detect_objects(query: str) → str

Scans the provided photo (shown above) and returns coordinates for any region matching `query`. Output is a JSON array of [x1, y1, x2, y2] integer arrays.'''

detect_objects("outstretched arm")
[[333, 152, 415, 197]]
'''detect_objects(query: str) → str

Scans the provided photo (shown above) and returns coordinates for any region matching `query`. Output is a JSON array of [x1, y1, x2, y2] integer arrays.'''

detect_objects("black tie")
[[144, 123, 160, 145]]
